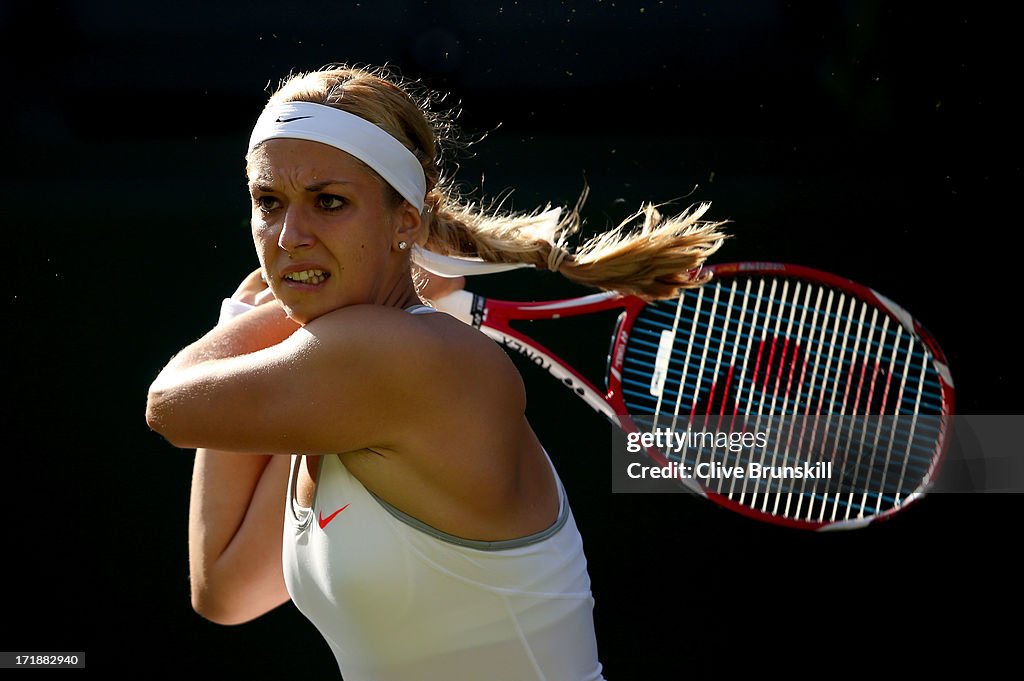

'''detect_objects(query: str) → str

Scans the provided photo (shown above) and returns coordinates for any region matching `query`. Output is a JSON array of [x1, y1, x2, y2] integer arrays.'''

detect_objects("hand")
[[231, 268, 277, 306]]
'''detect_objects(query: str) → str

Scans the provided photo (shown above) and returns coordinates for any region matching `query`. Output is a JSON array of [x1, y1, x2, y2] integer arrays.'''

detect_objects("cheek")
[[252, 219, 277, 248], [250, 224, 279, 276]]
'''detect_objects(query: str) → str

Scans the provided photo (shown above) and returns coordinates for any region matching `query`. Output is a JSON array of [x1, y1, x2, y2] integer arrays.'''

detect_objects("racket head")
[[606, 262, 954, 530]]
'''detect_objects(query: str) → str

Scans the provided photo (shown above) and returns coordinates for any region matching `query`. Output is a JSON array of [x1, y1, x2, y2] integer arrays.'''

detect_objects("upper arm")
[[148, 306, 441, 455]]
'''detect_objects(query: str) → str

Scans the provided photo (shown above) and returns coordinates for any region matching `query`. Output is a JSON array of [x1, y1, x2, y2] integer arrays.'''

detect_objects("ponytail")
[[421, 184, 727, 300]]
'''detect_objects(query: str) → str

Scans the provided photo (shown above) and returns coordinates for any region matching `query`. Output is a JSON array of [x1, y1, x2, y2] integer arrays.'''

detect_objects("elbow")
[[192, 600, 251, 627], [189, 566, 286, 626], [190, 586, 258, 627], [145, 393, 179, 445], [146, 391, 194, 449], [145, 393, 167, 436]]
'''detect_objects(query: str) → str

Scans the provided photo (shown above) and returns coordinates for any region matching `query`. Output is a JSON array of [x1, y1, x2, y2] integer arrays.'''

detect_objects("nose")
[[278, 204, 316, 254]]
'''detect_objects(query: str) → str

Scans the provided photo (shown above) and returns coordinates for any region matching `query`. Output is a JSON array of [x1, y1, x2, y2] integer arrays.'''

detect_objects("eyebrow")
[[249, 179, 354, 193]]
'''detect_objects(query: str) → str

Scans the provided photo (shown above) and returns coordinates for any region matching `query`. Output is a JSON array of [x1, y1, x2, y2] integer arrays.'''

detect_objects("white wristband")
[[217, 298, 256, 327]]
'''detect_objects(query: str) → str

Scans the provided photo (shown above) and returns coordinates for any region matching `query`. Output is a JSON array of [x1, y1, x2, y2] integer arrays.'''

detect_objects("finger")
[[253, 286, 277, 306], [231, 268, 265, 299]]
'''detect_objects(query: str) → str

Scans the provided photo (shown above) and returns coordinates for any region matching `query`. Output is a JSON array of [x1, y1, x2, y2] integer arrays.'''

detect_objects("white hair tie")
[[411, 246, 535, 277], [410, 206, 567, 277]]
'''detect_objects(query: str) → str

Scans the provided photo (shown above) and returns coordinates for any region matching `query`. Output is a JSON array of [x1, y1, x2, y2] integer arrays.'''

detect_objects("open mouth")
[[283, 269, 330, 285]]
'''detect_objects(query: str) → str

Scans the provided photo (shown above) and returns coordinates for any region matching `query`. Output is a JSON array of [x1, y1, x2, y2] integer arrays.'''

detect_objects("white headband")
[[248, 101, 427, 212]]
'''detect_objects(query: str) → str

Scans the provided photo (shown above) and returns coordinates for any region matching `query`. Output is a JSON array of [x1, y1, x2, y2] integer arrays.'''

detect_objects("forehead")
[[246, 138, 375, 184]]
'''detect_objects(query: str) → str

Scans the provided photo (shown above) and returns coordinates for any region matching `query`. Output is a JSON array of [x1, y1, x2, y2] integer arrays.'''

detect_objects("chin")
[[284, 302, 343, 326], [281, 304, 313, 325]]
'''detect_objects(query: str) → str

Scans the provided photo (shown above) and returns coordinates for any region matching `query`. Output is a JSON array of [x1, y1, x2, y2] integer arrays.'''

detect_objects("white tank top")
[[281, 306, 606, 681]]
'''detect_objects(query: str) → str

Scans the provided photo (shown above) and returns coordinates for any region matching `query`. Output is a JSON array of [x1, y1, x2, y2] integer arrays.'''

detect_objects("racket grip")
[[430, 289, 477, 326]]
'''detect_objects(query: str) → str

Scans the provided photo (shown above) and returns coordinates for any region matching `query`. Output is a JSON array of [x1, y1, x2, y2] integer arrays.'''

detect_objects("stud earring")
[[398, 241, 408, 250]]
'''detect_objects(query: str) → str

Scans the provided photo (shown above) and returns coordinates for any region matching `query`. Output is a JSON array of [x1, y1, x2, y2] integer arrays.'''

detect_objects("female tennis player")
[[145, 64, 725, 680]]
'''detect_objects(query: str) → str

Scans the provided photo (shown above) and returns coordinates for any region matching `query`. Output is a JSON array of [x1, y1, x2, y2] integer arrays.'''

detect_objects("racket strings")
[[623, 286, 944, 414], [621, 275, 945, 524]]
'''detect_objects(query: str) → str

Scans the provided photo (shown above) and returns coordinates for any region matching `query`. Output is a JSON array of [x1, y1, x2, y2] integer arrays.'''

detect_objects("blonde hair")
[[261, 64, 728, 300]]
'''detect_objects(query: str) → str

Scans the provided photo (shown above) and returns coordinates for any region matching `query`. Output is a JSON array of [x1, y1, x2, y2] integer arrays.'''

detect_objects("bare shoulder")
[[303, 304, 525, 408]]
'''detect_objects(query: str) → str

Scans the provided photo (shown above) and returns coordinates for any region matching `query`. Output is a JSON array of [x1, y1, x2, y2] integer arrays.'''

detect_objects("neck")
[[377, 273, 422, 310]]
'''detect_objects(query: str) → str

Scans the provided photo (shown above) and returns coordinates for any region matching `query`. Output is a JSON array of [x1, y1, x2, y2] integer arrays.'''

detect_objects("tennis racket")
[[432, 262, 954, 530]]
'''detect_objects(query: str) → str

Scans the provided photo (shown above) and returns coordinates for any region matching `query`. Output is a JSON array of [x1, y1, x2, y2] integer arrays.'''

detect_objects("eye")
[[317, 194, 347, 211], [253, 195, 281, 213]]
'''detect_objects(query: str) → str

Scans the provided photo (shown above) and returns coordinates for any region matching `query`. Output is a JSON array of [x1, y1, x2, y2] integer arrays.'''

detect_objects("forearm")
[[188, 449, 290, 624], [167, 302, 300, 369]]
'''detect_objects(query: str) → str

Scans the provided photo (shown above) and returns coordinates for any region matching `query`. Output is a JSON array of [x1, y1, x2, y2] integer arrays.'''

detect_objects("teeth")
[[284, 269, 328, 284]]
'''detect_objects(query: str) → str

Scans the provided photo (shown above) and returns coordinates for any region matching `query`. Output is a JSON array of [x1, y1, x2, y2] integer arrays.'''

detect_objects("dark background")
[[8, 0, 1020, 677]]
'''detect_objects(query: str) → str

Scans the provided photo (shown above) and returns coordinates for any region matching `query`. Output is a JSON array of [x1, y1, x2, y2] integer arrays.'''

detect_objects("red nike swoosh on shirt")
[[318, 504, 350, 530]]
